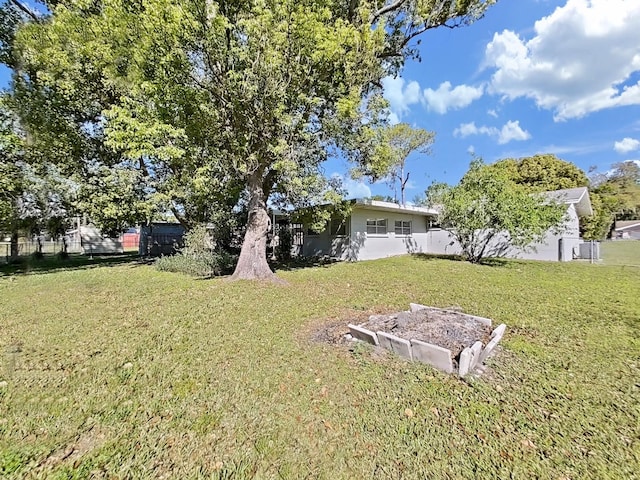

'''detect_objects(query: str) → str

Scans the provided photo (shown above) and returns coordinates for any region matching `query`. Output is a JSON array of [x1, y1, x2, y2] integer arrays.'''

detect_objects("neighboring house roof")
[[614, 220, 640, 231], [352, 198, 438, 217], [540, 187, 593, 217]]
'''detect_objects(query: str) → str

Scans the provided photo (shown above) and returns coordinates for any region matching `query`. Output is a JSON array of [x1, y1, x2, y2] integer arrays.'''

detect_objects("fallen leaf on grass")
[[404, 408, 414, 418], [520, 439, 537, 449]]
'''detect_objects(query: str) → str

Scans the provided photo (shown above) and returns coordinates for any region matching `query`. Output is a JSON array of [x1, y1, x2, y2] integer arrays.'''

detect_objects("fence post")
[[558, 238, 564, 262]]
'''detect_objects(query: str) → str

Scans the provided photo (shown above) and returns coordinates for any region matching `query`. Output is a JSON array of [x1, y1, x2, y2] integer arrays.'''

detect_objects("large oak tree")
[[13, 0, 496, 280]]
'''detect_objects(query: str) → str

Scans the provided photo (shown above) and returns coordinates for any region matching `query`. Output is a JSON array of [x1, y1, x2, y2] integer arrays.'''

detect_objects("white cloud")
[[454, 122, 498, 138], [498, 120, 531, 144], [614, 137, 640, 154], [343, 178, 372, 198], [422, 81, 484, 114], [487, 109, 498, 118], [484, 0, 640, 120], [382, 76, 483, 120], [454, 120, 531, 145], [381, 76, 422, 122], [387, 111, 400, 125]]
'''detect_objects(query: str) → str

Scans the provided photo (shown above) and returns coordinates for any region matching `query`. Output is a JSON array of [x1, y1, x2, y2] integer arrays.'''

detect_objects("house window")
[[394, 220, 412, 236], [330, 218, 347, 236], [366, 219, 387, 235]]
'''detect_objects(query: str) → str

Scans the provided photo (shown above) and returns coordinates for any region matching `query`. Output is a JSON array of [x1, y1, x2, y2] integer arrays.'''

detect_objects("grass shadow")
[[410, 253, 523, 268], [0, 252, 145, 277], [270, 256, 341, 272]]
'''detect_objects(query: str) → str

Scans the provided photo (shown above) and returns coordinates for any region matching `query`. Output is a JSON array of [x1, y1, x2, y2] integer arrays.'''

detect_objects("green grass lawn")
[[601, 240, 640, 266], [1, 255, 638, 479]]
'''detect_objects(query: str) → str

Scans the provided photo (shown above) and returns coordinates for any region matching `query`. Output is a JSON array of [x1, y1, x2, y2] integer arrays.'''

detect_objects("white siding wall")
[[348, 209, 430, 261], [303, 229, 351, 260], [301, 208, 432, 260], [80, 226, 124, 254]]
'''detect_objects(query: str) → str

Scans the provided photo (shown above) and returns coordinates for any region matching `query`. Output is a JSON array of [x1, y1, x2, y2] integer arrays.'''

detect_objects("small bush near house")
[[275, 225, 293, 262], [154, 224, 237, 277]]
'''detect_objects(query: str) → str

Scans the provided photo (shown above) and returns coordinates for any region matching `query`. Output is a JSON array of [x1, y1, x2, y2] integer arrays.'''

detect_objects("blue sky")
[[335, 0, 640, 200], [2, 0, 640, 203]]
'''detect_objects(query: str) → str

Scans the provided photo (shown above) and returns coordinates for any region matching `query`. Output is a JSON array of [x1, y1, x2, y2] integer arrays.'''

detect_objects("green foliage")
[[605, 161, 640, 219], [427, 159, 567, 263], [0, 97, 75, 239], [154, 224, 237, 277], [12, 0, 495, 279], [582, 161, 640, 239], [487, 154, 589, 192], [275, 225, 293, 263], [352, 123, 434, 204]]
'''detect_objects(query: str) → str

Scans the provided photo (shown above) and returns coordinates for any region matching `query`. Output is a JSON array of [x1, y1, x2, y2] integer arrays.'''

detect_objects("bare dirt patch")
[[39, 426, 108, 470], [363, 309, 492, 358], [310, 307, 492, 360]]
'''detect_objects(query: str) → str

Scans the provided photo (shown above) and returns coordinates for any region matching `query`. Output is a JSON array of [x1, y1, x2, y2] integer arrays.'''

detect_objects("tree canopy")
[[584, 161, 640, 239], [486, 154, 589, 192], [352, 123, 434, 205], [426, 159, 566, 263], [10, 0, 496, 279]]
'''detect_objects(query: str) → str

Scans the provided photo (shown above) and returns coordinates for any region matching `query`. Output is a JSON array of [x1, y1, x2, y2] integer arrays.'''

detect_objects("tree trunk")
[[230, 173, 278, 281], [401, 170, 409, 206], [10, 230, 19, 261]]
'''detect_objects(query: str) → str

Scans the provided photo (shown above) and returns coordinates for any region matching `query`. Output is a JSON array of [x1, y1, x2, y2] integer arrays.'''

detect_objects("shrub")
[[154, 225, 237, 277], [275, 226, 293, 262]]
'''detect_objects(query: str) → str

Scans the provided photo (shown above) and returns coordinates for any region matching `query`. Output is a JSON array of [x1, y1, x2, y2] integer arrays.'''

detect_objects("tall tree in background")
[[13, 0, 496, 280], [486, 154, 640, 239], [352, 123, 434, 205], [0, 96, 75, 257], [585, 161, 640, 239], [487, 154, 589, 192], [1, 0, 160, 238], [606, 161, 640, 219], [486, 154, 614, 240]]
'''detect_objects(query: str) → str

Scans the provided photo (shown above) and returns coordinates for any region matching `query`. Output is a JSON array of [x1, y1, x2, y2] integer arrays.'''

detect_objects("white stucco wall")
[[303, 230, 351, 260], [301, 207, 432, 261], [80, 226, 124, 254], [349, 209, 431, 260]]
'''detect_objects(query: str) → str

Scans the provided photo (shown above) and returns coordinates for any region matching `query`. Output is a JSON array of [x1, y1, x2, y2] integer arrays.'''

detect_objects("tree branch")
[[377, 21, 457, 59], [8, 0, 41, 22], [372, 0, 408, 23]]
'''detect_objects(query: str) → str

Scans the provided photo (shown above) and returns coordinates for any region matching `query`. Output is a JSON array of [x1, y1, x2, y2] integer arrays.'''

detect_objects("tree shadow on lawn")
[[270, 256, 341, 272], [0, 252, 147, 277], [410, 253, 523, 268]]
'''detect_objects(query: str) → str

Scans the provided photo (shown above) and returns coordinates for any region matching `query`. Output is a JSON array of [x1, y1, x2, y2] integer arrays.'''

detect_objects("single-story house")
[[427, 186, 593, 262], [301, 199, 438, 261], [613, 220, 640, 240], [301, 187, 594, 262]]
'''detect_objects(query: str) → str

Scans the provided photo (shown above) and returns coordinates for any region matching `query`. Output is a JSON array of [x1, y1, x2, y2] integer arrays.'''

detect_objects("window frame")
[[394, 220, 412, 236], [366, 218, 388, 236]]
